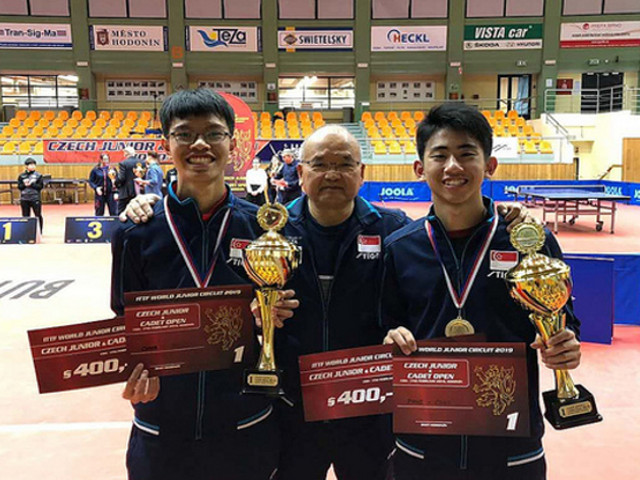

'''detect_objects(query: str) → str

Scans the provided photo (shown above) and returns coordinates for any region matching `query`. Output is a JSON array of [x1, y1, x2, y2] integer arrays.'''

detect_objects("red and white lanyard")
[[424, 207, 498, 311], [164, 196, 232, 288]]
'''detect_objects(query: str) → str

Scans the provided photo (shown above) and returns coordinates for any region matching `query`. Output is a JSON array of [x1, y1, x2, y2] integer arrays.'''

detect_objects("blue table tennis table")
[[507, 185, 630, 234]]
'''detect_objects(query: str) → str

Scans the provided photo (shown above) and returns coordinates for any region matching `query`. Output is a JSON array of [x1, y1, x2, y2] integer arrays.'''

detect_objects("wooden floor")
[[0, 202, 639, 480]]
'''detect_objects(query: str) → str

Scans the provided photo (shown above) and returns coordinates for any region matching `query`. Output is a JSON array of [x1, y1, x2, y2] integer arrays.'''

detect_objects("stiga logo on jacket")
[[356, 235, 381, 260], [228, 238, 251, 266]]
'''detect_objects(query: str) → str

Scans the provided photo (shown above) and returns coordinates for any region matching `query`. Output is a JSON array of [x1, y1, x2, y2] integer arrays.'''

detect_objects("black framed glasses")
[[169, 130, 231, 145]]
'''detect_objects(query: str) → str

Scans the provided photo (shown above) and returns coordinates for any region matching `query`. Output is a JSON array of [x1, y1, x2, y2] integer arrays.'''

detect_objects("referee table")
[[506, 184, 630, 234]]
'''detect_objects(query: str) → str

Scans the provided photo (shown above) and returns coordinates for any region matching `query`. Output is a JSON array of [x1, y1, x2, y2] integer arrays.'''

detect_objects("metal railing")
[[544, 86, 639, 114]]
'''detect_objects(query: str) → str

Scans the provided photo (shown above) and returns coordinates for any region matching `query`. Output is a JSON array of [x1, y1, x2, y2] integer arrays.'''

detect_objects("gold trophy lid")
[[510, 222, 545, 255], [257, 202, 288, 232]]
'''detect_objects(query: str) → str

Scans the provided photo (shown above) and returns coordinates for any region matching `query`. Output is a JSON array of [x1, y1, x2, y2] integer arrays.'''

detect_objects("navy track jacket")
[[276, 195, 410, 400], [382, 197, 580, 470], [111, 185, 274, 440]]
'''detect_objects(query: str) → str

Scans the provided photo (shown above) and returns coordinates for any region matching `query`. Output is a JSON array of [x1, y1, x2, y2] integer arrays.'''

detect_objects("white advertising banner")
[[371, 26, 447, 52], [90, 25, 167, 51], [492, 137, 520, 159], [0, 23, 72, 49], [560, 22, 640, 48], [278, 28, 353, 51], [187, 26, 260, 52]]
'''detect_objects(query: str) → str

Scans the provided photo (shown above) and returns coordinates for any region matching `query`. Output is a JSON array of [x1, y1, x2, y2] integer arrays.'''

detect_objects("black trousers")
[[20, 199, 43, 232], [95, 195, 117, 216]]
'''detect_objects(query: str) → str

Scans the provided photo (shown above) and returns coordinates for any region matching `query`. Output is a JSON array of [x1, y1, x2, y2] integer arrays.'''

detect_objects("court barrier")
[[360, 180, 640, 206]]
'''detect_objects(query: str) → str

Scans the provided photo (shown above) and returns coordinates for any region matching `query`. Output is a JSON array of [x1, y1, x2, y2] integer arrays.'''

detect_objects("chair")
[[400, 111, 412, 121], [403, 141, 416, 155], [126, 111, 138, 121], [388, 141, 402, 154], [260, 112, 271, 122], [515, 117, 525, 128], [481, 110, 492, 120], [539, 141, 553, 154], [67, 118, 79, 128], [29, 111, 42, 121], [57, 110, 69, 121], [413, 111, 425, 122], [1, 126, 14, 136], [17, 126, 29, 137], [112, 111, 124, 121], [524, 140, 537, 154], [494, 110, 506, 122], [24, 118, 36, 128], [19, 141, 32, 154], [9, 118, 21, 128], [299, 112, 310, 122], [374, 111, 386, 122], [90, 126, 103, 137], [388, 111, 399, 121], [46, 127, 60, 137], [60, 126, 74, 138], [32, 126, 44, 137], [361, 112, 373, 122], [85, 110, 97, 121], [33, 142, 44, 154], [523, 125, 534, 137], [80, 118, 93, 128], [140, 111, 152, 121], [71, 110, 83, 121], [2, 141, 17, 154], [15, 110, 28, 121], [507, 110, 519, 121], [286, 111, 296, 122], [44, 111, 56, 121], [508, 126, 519, 137], [373, 141, 387, 154]]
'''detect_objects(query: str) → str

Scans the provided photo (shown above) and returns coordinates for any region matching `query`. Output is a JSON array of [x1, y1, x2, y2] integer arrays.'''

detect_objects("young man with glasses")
[[111, 88, 285, 480]]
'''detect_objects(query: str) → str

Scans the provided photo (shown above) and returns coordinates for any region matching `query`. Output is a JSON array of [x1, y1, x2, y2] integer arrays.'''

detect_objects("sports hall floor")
[[0, 201, 638, 480]]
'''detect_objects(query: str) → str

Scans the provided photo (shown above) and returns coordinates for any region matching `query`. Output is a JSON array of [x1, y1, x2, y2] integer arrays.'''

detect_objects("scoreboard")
[[64, 217, 119, 243], [0, 218, 38, 244]]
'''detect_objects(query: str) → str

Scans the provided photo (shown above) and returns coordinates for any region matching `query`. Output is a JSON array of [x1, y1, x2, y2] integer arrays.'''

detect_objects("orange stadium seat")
[[71, 110, 83, 121], [24, 118, 36, 128], [9, 118, 20, 128], [99, 111, 111, 121], [57, 110, 69, 121], [112, 111, 124, 121], [507, 110, 518, 121], [374, 111, 386, 122], [413, 111, 425, 122], [361, 112, 372, 122], [400, 111, 412, 121], [43, 111, 56, 121], [494, 110, 506, 122], [28, 111, 41, 121], [388, 112, 399, 121], [481, 110, 492, 120], [15, 110, 28, 121], [85, 111, 97, 121]]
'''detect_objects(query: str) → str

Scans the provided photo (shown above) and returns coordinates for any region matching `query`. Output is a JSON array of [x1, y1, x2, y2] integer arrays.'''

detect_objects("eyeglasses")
[[302, 161, 361, 173], [169, 130, 231, 145]]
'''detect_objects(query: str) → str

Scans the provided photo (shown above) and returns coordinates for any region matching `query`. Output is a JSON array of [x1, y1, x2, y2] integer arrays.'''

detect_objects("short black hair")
[[416, 103, 493, 161], [159, 88, 235, 137], [24, 158, 36, 166]]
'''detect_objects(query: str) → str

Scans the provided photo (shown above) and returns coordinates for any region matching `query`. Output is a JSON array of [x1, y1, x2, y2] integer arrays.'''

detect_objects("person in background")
[[245, 157, 268, 206], [165, 166, 178, 193], [116, 145, 141, 214], [144, 151, 164, 197], [17, 157, 44, 232], [88, 153, 118, 216], [266, 155, 282, 203], [272, 149, 301, 204]]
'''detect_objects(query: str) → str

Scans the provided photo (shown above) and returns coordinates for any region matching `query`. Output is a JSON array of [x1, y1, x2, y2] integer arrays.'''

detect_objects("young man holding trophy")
[[382, 103, 597, 480], [111, 89, 285, 480]]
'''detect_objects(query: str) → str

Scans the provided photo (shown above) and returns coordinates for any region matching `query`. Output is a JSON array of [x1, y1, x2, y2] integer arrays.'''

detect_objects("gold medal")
[[445, 316, 475, 337]]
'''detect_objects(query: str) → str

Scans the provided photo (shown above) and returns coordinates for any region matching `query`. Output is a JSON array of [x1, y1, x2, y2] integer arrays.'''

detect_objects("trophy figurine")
[[241, 197, 301, 396], [506, 222, 602, 429]]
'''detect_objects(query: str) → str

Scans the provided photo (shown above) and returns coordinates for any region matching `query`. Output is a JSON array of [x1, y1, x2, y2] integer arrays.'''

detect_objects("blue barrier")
[[360, 179, 640, 206]]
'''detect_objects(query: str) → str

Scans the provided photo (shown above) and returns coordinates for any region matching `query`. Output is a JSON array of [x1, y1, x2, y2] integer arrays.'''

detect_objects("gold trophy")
[[241, 198, 301, 396], [506, 223, 602, 429]]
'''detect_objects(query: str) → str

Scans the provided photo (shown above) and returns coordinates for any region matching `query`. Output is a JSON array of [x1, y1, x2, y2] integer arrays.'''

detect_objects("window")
[[0, 0, 69, 16], [88, 0, 167, 18], [106, 79, 167, 101], [278, 76, 354, 109], [278, 0, 353, 19], [1, 74, 78, 108], [197, 80, 258, 101]]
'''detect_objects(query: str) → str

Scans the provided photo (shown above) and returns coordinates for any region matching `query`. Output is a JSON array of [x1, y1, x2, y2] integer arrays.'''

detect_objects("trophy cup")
[[506, 222, 602, 429], [241, 199, 301, 396]]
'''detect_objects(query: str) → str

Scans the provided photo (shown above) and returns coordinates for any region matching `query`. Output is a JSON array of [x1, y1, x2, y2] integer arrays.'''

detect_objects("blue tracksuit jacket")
[[382, 197, 580, 473], [111, 185, 275, 441]]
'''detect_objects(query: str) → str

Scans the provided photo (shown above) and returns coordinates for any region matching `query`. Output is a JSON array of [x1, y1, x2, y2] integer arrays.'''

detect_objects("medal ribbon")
[[425, 206, 498, 310], [165, 196, 232, 288]]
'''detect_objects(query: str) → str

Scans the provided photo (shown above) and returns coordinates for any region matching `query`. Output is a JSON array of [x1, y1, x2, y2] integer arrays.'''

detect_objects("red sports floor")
[[0, 201, 639, 480]]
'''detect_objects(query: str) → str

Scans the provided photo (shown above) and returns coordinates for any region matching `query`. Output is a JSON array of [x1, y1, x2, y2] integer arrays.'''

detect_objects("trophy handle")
[[531, 312, 579, 400], [256, 288, 279, 371]]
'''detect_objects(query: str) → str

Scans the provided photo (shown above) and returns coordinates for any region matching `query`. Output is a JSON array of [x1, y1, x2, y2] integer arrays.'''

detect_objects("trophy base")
[[242, 368, 286, 397], [543, 384, 603, 430]]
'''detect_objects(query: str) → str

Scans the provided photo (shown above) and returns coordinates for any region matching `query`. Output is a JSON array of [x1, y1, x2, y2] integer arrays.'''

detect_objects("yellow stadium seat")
[[15, 111, 28, 121], [523, 125, 534, 137], [51, 118, 64, 128], [377, 118, 389, 128], [404, 118, 416, 129], [67, 118, 79, 128], [71, 110, 83, 121], [515, 117, 525, 127], [38, 118, 50, 128], [24, 118, 36, 128], [274, 119, 285, 129], [17, 126, 29, 137], [539, 141, 553, 154], [77, 126, 89, 136], [2, 126, 14, 136], [508, 126, 519, 137], [95, 118, 107, 128], [90, 127, 103, 137], [46, 127, 59, 137], [9, 118, 21, 128], [311, 112, 322, 121], [29, 111, 41, 121], [33, 142, 43, 154], [32, 126, 44, 137], [368, 128, 381, 140], [373, 141, 387, 154], [57, 110, 69, 121], [80, 118, 93, 128], [361, 112, 372, 122], [2, 141, 17, 154], [403, 141, 416, 154], [363, 119, 375, 129], [524, 140, 537, 154], [19, 141, 32, 154], [388, 141, 402, 154], [85, 110, 97, 121], [259, 112, 270, 122], [301, 126, 313, 137], [413, 111, 425, 122], [60, 126, 74, 137]]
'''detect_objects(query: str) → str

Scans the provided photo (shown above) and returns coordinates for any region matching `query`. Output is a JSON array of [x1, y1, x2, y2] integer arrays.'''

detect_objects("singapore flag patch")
[[490, 250, 519, 271]]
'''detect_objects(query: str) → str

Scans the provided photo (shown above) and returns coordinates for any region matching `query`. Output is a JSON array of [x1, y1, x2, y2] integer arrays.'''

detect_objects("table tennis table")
[[506, 184, 630, 234]]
